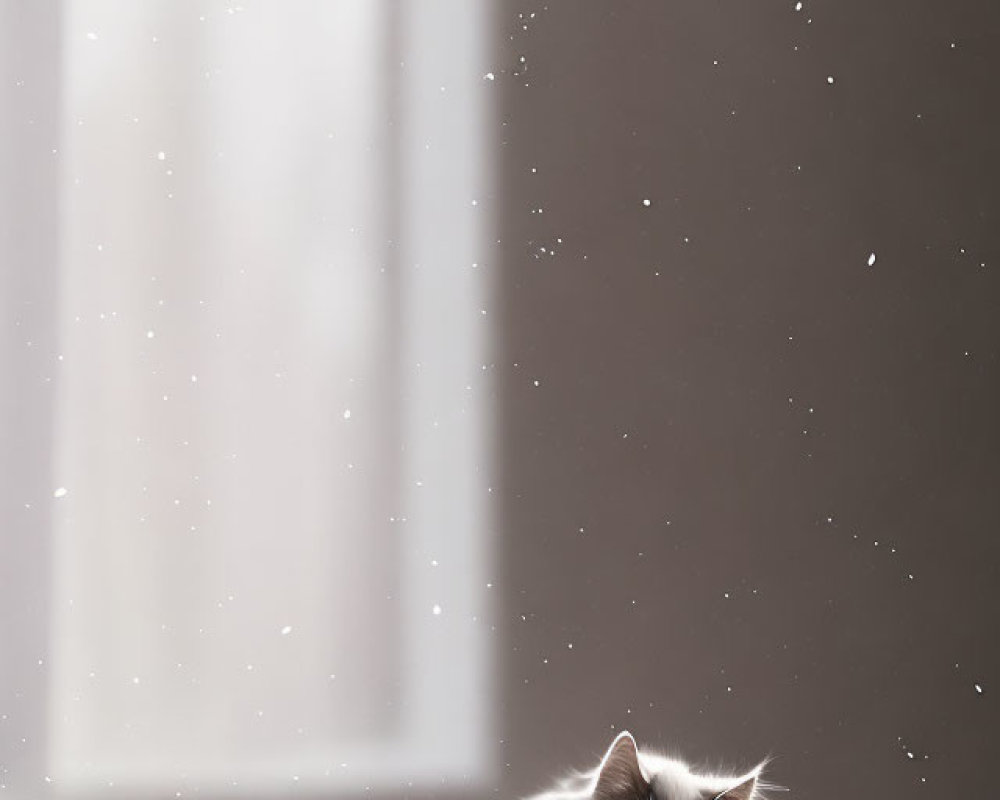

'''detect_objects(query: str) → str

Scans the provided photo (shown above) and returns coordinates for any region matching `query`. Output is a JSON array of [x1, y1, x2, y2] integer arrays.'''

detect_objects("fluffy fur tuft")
[[526, 732, 784, 800]]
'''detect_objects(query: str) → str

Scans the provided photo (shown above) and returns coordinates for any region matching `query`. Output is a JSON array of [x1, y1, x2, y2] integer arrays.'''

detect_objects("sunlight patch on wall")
[[47, 1, 494, 795]]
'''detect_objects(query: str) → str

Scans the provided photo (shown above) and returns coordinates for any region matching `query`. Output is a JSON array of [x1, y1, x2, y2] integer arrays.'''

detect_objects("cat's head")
[[591, 732, 769, 800]]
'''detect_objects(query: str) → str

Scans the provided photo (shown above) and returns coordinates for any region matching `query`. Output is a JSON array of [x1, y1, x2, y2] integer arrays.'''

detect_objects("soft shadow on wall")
[[497, 3, 999, 800]]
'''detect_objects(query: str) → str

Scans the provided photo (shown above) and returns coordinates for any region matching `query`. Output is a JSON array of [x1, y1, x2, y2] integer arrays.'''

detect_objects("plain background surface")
[[2, 2, 999, 799], [495, 2, 999, 799]]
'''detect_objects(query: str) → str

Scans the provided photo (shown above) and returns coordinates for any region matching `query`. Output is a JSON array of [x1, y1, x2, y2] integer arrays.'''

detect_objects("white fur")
[[526, 731, 780, 800]]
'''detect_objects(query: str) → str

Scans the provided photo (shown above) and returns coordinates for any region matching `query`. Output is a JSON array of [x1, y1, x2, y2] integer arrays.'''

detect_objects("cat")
[[528, 731, 780, 800]]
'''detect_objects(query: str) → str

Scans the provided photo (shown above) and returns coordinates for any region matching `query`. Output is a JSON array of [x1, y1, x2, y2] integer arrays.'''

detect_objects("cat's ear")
[[713, 774, 756, 800], [593, 732, 649, 800]]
